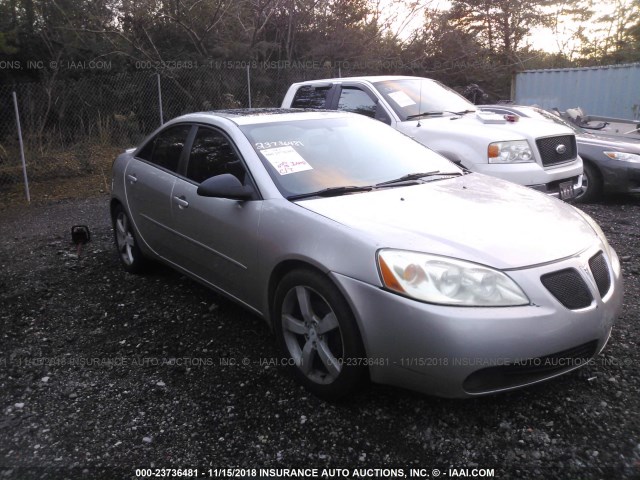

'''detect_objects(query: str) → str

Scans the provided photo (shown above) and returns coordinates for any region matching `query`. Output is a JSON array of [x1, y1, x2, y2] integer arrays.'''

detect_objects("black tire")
[[575, 162, 602, 203], [111, 204, 147, 274], [273, 269, 367, 400]]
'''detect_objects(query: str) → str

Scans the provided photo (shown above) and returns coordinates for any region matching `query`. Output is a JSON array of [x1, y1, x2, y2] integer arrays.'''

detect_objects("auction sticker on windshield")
[[261, 146, 313, 175], [388, 90, 416, 108]]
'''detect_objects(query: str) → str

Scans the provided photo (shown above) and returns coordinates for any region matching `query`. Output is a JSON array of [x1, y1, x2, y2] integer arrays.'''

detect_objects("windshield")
[[239, 116, 461, 198], [529, 108, 586, 134], [373, 79, 475, 121]]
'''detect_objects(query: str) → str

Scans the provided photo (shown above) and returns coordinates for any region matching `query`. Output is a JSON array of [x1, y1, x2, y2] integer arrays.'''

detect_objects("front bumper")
[[529, 174, 583, 198], [472, 158, 583, 197], [331, 245, 623, 398], [600, 159, 640, 194]]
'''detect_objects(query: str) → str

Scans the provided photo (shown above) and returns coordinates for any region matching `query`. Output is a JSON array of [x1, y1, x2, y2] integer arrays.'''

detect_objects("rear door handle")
[[127, 174, 137, 183], [173, 195, 189, 209]]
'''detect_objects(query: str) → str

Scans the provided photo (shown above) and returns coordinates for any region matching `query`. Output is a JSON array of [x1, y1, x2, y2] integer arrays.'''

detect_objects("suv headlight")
[[488, 140, 534, 163], [604, 151, 640, 163], [377, 250, 529, 306]]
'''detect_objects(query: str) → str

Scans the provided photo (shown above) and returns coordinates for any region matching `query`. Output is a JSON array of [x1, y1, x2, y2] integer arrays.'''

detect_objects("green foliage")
[[0, 0, 638, 101], [446, 0, 557, 59], [0, 31, 18, 54]]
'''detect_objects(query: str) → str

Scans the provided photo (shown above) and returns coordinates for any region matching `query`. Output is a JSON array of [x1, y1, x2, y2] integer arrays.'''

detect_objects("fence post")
[[12, 91, 31, 204], [246, 65, 252, 108], [157, 73, 164, 125]]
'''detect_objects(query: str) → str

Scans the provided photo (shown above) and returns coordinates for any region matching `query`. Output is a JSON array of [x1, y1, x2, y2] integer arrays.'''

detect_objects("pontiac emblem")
[[556, 144, 567, 154]]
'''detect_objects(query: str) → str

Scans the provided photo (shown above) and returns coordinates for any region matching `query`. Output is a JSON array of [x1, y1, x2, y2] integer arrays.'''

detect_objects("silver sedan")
[[110, 110, 623, 399]]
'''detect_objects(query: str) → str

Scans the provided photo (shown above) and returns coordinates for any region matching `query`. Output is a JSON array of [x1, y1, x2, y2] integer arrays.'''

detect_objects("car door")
[[124, 124, 194, 258], [169, 125, 263, 307]]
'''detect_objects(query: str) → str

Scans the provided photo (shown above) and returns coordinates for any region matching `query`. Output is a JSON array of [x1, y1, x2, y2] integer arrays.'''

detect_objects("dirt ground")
[[0, 175, 110, 210], [0, 192, 639, 480]]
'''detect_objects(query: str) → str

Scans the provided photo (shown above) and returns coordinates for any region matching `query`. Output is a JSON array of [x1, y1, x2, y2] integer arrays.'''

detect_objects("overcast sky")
[[384, 0, 625, 54]]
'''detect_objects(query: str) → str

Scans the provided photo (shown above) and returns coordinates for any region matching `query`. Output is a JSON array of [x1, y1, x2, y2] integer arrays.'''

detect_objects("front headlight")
[[488, 140, 534, 163], [575, 208, 620, 274], [575, 209, 613, 256], [377, 250, 529, 306], [603, 151, 640, 163]]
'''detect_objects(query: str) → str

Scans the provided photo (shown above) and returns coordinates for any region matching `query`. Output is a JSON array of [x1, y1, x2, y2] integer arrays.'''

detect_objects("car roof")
[[292, 75, 430, 84], [198, 108, 305, 118], [168, 108, 353, 126]]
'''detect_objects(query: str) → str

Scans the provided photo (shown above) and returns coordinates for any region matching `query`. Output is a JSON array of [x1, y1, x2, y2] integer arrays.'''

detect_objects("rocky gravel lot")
[[0, 193, 639, 480]]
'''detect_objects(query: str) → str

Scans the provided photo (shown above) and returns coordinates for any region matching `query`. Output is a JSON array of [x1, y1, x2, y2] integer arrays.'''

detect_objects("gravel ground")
[[0, 193, 639, 480]]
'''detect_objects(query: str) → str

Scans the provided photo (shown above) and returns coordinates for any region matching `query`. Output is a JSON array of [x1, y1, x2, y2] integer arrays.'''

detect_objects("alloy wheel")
[[281, 285, 344, 384], [115, 211, 136, 266]]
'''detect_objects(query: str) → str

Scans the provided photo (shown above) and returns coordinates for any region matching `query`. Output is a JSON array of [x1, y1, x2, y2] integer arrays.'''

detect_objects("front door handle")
[[173, 195, 189, 209], [127, 174, 137, 184]]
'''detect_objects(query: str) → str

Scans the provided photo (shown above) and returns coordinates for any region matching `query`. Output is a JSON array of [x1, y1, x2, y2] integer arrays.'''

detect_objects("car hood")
[[577, 133, 640, 152], [399, 113, 574, 143], [579, 130, 640, 144], [297, 174, 597, 270]]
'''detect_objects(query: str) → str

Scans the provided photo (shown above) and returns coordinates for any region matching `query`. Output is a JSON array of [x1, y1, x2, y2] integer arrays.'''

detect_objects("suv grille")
[[541, 268, 592, 309], [537, 135, 577, 166], [589, 252, 611, 297]]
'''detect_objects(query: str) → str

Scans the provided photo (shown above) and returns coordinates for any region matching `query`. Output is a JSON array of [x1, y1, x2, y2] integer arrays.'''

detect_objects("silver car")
[[110, 110, 623, 399]]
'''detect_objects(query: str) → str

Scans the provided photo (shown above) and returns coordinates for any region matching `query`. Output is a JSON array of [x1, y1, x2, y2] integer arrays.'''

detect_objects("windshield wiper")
[[406, 110, 475, 120], [447, 109, 476, 115], [287, 185, 373, 201], [288, 171, 463, 200], [375, 171, 442, 187], [406, 111, 443, 120]]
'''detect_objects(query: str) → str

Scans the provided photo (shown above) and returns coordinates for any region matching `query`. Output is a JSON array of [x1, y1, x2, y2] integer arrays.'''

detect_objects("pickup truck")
[[281, 76, 583, 200]]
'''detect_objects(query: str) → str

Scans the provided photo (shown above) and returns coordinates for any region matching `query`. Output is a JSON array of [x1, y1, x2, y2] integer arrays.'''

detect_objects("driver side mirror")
[[197, 174, 255, 200]]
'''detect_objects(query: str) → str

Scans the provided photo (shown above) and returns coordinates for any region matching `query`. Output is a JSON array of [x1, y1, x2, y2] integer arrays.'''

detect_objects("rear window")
[[290, 86, 330, 109]]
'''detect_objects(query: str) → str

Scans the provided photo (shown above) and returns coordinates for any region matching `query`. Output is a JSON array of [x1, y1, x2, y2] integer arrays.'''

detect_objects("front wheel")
[[575, 162, 602, 203], [273, 269, 367, 400], [112, 204, 147, 273]]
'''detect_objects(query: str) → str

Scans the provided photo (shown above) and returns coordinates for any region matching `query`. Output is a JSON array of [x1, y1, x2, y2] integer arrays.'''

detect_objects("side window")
[[291, 85, 331, 109], [337, 87, 377, 118], [137, 124, 191, 172], [186, 127, 245, 184]]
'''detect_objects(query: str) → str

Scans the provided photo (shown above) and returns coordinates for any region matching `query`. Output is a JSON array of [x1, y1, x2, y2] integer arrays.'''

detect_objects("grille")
[[536, 135, 577, 166], [589, 252, 611, 297], [541, 268, 592, 309], [463, 340, 598, 393]]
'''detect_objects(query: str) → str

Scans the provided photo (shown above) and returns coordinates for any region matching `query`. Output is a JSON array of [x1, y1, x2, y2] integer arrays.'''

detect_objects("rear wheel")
[[575, 162, 602, 203], [273, 269, 367, 400], [112, 204, 147, 273]]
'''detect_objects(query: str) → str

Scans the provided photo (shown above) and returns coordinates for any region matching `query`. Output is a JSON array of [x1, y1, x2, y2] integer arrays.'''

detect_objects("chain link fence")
[[0, 65, 339, 204], [0, 85, 21, 192]]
